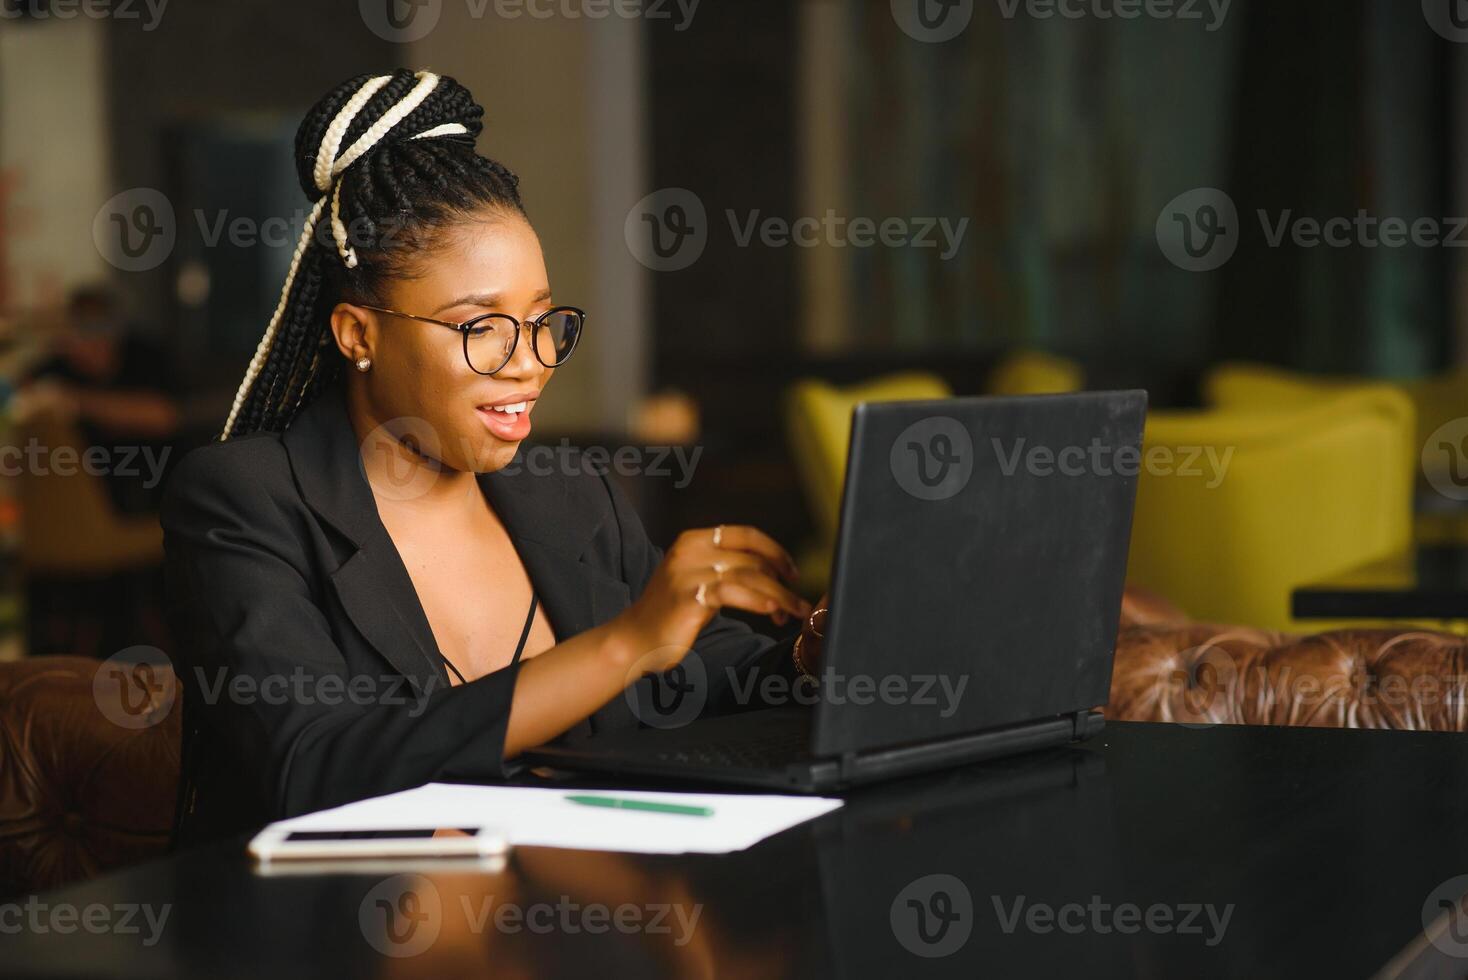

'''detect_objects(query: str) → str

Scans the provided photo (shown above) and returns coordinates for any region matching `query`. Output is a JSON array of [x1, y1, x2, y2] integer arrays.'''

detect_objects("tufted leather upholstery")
[[0, 656, 179, 897], [1109, 610, 1468, 732]]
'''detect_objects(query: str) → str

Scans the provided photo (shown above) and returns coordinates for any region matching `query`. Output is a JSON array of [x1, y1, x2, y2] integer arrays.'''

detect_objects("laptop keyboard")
[[653, 725, 814, 769]]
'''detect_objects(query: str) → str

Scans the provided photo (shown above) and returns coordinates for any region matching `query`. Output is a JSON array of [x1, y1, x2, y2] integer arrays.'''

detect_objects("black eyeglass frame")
[[357, 303, 586, 375]]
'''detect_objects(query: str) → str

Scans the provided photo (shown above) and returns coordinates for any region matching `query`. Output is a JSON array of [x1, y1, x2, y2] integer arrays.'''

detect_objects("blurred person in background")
[[19, 284, 181, 514], [12, 285, 182, 657]]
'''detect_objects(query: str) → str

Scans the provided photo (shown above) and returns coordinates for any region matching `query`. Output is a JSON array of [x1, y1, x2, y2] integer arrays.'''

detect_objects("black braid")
[[221, 69, 525, 440]]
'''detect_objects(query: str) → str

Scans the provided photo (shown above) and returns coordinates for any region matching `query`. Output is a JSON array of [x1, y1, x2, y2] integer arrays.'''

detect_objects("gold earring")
[[355, 357, 372, 372]]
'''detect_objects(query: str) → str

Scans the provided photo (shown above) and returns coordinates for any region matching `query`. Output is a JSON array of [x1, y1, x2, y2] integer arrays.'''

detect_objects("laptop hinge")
[[838, 752, 862, 781], [1070, 710, 1088, 740]]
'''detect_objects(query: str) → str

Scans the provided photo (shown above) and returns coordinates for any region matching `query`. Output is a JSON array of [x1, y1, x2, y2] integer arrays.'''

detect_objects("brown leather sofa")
[[5, 594, 1468, 897], [0, 656, 179, 897], [1112, 588, 1468, 730]]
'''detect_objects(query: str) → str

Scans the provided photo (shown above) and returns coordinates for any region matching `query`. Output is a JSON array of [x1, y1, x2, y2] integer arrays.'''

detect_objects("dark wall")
[[104, 0, 400, 389]]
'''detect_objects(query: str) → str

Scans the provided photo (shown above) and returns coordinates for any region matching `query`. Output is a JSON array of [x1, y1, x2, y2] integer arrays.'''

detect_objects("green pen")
[[565, 794, 714, 817]]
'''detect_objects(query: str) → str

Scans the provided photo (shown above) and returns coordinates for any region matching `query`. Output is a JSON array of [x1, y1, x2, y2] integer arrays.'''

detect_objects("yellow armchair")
[[1205, 361, 1468, 543], [987, 350, 1084, 398], [1127, 386, 1416, 631], [784, 353, 1083, 593], [784, 372, 952, 592]]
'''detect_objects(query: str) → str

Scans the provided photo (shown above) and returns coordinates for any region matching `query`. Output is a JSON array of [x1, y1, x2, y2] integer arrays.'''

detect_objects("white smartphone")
[[248, 826, 508, 863]]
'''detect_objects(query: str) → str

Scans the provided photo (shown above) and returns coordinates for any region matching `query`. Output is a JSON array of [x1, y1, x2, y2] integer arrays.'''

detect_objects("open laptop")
[[524, 390, 1148, 792]]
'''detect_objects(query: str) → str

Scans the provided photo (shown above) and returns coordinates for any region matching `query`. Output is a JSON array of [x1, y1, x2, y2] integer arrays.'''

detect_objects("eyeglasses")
[[357, 303, 585, 375]]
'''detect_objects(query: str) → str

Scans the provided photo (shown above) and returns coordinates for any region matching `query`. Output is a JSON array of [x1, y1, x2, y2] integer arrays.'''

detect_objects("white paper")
[[270, 783, 843, 854]]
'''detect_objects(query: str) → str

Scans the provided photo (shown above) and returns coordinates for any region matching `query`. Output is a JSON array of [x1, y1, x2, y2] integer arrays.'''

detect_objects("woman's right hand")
[[611, 525, 812, 674]]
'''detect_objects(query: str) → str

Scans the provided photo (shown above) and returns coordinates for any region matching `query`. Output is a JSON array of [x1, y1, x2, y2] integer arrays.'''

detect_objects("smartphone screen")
[[282, 829, 477, 842]]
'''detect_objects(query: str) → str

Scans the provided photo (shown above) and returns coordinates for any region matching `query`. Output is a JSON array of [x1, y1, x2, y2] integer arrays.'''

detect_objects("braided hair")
[[219, 69, 526, 440]]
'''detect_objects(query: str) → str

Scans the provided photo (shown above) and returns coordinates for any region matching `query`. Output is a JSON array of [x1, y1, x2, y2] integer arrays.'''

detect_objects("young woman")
[[160, 69, 826, 845]]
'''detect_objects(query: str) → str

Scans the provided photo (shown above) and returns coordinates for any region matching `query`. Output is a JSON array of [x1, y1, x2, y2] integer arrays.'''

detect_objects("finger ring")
[[712, 561, 728, 579], [712, 525, 724, 549], [695, 581, 711, 608], [808, 607, 827, 639]]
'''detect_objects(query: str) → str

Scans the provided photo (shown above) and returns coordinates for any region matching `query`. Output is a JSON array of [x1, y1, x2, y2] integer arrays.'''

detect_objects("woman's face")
[[337, 210, 557, 474]]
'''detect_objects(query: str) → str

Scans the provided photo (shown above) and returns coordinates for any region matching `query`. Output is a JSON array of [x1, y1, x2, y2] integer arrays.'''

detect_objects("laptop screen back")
[[812, 391, 1147, 757]]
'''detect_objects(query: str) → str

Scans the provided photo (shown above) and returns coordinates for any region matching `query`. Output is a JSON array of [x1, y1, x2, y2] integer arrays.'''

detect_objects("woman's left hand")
[[794, 593, 829, 676]]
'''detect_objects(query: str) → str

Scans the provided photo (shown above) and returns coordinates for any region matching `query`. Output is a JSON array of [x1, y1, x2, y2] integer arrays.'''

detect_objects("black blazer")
[[160, 379, 797, 846]]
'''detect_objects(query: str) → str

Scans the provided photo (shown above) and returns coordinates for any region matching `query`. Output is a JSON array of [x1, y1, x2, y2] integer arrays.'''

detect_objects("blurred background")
[[2, 0, 1467, 660]]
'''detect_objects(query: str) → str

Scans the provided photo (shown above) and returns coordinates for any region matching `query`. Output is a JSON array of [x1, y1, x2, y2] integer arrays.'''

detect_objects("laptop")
[[523, 390, 1148, 792]]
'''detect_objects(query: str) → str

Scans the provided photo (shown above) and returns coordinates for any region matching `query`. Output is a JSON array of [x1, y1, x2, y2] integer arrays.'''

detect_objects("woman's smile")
[[476, 389, 539, 442]]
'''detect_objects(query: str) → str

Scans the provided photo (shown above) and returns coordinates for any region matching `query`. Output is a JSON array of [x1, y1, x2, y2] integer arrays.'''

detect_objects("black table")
[[1292, 545, 1468, 620], [5, 721, 1468, 979]]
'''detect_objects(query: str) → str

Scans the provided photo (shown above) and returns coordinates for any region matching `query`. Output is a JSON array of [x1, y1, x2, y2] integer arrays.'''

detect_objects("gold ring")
[[808, 607, 827, 639], [695, 581, 711, 608], [713, 525, 724, 549], [793, 633, 816, 679]]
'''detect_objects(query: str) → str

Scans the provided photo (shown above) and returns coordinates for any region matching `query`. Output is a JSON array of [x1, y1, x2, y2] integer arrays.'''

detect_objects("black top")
[[436, 591, 539, 686], [158, 378, 798, 846]]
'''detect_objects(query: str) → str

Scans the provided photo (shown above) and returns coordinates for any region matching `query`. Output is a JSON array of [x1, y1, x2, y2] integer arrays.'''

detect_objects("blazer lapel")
[[283, 382, 641, 735], [477, 466, 631, 645], [478, 465, 640, 738], [282, 383, 444, 692]]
